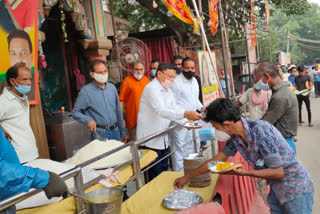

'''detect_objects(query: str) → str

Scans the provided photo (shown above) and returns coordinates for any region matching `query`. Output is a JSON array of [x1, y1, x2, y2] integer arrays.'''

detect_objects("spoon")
[[93, 130, 107, 141]]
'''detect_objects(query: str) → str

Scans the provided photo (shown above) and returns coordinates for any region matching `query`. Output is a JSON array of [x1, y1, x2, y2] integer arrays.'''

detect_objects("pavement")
[[296, 95, 320, 213]]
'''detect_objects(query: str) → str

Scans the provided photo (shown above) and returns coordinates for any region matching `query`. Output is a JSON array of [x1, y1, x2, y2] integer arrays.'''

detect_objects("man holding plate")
[[174, 98, 314, 214]]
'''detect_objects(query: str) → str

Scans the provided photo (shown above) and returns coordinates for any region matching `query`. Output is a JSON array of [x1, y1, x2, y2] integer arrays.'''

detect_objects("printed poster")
[[0, 0, 38, 104], [198, 50, 220, 106]]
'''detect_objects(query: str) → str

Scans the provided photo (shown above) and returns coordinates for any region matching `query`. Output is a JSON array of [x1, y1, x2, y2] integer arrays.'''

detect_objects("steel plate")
[[162, 189, 203, 210]]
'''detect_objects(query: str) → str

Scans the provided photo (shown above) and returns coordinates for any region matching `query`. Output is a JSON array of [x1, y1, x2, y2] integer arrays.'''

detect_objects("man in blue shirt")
[[174, 98, 314, 214], [0, 129, 68, 213], [313, 65, 320, 98], [73, 60, 127, 142]]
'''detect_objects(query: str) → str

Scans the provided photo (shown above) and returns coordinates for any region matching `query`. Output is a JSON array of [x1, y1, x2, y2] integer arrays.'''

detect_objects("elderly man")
[[175, 98, 314, 214], [0, 128, 68, 214], [73, 59, 126, 142], [137, 62, 201, 180], [119, 61, 149, 141], [253, 62, 298, 153], [170, 57, 203, 172], [0, 63, 38, 163]]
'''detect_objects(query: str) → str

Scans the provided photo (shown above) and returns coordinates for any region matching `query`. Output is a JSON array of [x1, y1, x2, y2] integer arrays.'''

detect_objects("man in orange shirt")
[[119, 61, 150, 141]]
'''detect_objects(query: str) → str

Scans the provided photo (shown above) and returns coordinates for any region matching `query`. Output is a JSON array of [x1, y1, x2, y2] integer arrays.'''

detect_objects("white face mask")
[[215, 129, 231, 142], [93, 73, 108, 83], [133, 73, 143, 80]]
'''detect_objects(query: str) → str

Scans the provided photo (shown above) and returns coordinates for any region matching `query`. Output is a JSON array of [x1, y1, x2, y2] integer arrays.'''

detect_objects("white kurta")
[[136, 78, 185, 150], [0, 88, 39, 163], [170, 74, 203, 172]]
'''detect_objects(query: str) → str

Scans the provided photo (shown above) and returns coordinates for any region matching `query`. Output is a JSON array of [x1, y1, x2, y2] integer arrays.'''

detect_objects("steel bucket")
[[84, 188, 123, 214]]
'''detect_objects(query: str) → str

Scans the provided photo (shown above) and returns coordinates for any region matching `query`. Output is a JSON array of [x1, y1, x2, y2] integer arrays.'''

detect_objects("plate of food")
[[183, 120, 204, 129], [208, 161, 243, 173], [162, 189, 203, 210]]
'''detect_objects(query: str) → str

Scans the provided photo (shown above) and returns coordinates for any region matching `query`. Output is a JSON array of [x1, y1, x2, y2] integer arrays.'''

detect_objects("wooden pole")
[[244, 24, 252, 88], [109, 0, 123, 81]]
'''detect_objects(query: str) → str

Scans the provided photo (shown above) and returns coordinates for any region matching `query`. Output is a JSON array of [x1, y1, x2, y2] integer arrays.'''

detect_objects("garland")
[[59, 3, 69, 43]]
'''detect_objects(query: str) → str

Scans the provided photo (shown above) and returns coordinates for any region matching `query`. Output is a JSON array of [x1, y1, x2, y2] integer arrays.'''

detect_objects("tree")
[[258, 3, 320, 64], [112, 0, 311, 47]]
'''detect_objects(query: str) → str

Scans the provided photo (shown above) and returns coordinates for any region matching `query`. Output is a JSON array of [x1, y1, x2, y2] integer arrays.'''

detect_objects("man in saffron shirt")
[[119, 61, 149, 141]]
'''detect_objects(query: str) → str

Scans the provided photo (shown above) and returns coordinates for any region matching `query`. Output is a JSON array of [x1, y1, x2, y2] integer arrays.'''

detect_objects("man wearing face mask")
[[174, 98, 314, 214], [236, 69, 272, 120], [149, 59, 160, 80], [73, 60, 126, 142], [119, 61, 149, 141], [137, 62, 202, 181], [170, 57, 204, 172], [0, 62, 38, 163], [253, 61, 298, 153], [173, 55, 184, 74]]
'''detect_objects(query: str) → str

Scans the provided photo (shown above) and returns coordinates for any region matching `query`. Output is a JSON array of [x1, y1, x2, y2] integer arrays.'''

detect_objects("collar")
[[272, 81, 289, 92], [92, 81, 107, 90], [3, 87, 27, 101], [154, 78, 167, 92]]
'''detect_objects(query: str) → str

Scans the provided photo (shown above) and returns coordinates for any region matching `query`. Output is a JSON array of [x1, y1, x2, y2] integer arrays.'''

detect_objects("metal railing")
[[0, 124, 216, 213]]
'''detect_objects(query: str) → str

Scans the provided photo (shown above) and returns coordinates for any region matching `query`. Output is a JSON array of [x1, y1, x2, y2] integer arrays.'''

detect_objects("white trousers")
[[170, 124, 200, 172]]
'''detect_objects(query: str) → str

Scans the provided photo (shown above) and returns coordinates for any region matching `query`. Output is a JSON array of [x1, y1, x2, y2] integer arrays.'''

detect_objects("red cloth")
[[251, 90, 269, 115], [142, 37, 175, 78], [176, 202, 225, 214]]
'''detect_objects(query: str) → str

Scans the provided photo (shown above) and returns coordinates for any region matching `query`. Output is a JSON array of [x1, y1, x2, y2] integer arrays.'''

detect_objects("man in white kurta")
[[170, 57, 203, 172], [0, 63, 38, 163], [137, 62, 201, 181]]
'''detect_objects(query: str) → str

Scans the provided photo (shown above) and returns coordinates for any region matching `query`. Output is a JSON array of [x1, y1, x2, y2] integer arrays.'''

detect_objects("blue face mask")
[[256, 79, 270, 90], [253, 83, 261, 90], [14, 80, 31, 94], [150, 69, 157, 77]]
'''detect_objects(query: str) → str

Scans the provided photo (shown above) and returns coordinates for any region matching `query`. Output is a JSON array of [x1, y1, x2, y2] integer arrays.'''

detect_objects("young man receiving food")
[[174, 98, 314, 214]]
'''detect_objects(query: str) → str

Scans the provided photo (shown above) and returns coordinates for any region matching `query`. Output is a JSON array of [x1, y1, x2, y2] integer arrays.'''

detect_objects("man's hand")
[[174, 176, 190, 189], [123, 120, 126, 128], [44, 172, 69, 199], [121, 137, 129, 143], [223, 168, 249, 176], [88, 120, 96, 131], [184, 111, 202, 121]]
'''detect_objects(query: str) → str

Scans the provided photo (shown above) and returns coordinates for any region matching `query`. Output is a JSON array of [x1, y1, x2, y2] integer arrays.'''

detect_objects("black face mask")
[[176, 67, 182, 74], [182, 70, 195, 80]]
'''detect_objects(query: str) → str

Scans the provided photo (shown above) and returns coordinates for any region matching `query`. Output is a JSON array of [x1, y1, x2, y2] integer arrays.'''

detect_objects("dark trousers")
[[141, 146, 169, 181], [0, 206, 16, 214], [297, 94, 311, 124], [315, 82, 320, 97]]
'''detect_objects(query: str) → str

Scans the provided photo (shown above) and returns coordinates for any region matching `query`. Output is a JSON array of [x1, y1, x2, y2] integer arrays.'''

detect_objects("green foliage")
[[259, 3, 320, 65]]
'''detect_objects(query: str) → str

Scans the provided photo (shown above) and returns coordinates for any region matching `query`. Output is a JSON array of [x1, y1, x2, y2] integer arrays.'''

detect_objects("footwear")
[[308, 123, 313, 127]]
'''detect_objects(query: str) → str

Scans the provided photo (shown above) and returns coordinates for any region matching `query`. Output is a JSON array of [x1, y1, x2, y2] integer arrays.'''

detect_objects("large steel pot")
[[84, 188, 123, 214]]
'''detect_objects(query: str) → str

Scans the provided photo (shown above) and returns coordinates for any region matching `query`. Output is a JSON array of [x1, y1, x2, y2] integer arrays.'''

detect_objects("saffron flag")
[[265, 0, 270, 31], [208, 0, 219, 36], [250, 0, 256, 50], [164, 0, 200, 34]]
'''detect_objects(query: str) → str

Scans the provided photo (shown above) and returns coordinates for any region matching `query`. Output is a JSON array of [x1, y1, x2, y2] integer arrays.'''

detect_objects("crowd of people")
[[0, 53, 316, 213]]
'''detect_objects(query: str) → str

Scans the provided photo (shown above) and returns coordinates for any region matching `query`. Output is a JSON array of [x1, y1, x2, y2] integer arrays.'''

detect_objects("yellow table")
[[17, 149, 157, 214], [121, 171, 219, 214]]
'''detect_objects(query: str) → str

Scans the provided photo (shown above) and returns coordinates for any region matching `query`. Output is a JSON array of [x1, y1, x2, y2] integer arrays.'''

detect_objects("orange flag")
[[208, 0, 219, 36], [265, 0, 270, 30], [250, 0, 256, 50], [164, 0, 200, 34]]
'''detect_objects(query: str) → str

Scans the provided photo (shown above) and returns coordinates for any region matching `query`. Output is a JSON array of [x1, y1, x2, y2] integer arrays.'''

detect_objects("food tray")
[[162, 189, 202, 210], [183, 121, 204, 129], [208, 161, 243, 174], [94, 150, 144, 170]]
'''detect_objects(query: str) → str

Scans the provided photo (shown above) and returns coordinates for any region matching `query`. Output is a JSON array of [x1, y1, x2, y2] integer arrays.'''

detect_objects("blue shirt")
[[314, 71, 320, 82], [72, 82, 125, 137], [222, 119, 313, 204], [0, 129, 49, 200], [288, 75, 296, 87]]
